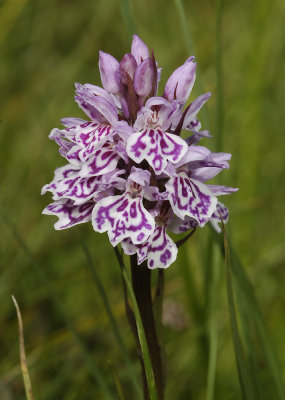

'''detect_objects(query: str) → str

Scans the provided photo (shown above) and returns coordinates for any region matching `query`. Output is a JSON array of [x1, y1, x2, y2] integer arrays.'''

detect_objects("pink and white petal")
[[41, 165, 80, 195], [99, 51, 120, 94], [131, 35, 149, 64], [164, 58, 197, 103], [126, 128, 188, 174], [128, 167, 151, 187], [77, 83, 117, 107], [207, 185, 239, 196], [75, 95, 106, 123], [61, 117, 86, 128], [80, 143, 120, 177], [182, 93, 211, 128], [66, 145, 82, 165], [43, 199, 94, 230], [121, 238, 138, 255], [134, 58, 154, 97], [146, 226, 178, 269], [165, 174, 217, 226], [168, 216, 198, 234], [120, 53, 137, 84], [92, 194, 155, 246], [56, 176, 107, 205], [75, 123, 115, 162], [210, 202, 229, 233]]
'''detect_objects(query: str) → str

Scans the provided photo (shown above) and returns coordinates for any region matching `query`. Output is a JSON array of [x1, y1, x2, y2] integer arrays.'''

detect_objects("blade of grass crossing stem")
[[215, 0, 224, 152], [80, 240, 142, 400], [229, 243, 285, 400], [174, 0, 209, 127], [211, 229, 285, 399], [206, 244, 221, 400], [107, 361, 128, 400], [222, 223, 257, 399], [12, 296, 35, 400], [114, 248, 158, 400], [119, 0, 136, 36], [3, 217, 113, 400]]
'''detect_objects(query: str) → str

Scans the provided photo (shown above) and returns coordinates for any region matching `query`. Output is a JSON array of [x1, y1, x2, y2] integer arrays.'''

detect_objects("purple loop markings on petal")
[[126, 128, 188, 174], [165, 173, 217, 226], [92, 193, 155, 246]]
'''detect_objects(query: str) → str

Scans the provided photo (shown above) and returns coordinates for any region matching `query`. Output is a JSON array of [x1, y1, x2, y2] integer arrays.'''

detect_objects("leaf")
[[221, 221, 257, 399], [3, 216, 114, 400], [12, 296, 35, 400], [80, 239, 142, 399]]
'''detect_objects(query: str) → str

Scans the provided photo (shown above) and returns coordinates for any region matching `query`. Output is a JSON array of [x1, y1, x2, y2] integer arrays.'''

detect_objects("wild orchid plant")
[[42, 35, 237, 399]]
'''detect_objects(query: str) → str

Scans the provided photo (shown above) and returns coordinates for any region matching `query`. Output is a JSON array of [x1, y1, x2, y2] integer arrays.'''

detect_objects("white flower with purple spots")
[[42, 34, 238, 268]]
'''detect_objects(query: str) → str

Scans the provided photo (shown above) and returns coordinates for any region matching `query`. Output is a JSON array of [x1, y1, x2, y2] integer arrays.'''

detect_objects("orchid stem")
[[130, 255, 165, 400]]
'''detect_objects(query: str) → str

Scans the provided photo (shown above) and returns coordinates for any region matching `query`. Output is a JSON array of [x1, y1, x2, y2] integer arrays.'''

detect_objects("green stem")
[[130, 256, 165, 400]]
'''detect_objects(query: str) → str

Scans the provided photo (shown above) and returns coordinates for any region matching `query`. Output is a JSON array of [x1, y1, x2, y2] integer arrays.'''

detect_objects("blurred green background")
[[1, 0, 285, 399]]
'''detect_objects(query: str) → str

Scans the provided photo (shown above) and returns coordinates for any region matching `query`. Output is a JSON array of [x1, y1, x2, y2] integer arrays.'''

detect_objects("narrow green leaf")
[[80, 240, 142, 400], [107, 361, 128, 400], [229, 243, 285, 400], [206, 244, 221, 400], [211, 228, 285, 399], [222, 223, 256, 399], [4, 217, 113, 400], [215, 0, 224, 152], [12, 296, 35, 400], [173, 0, 209, 127], [119, 0, 136, 36], [114, 248, 158, 400]]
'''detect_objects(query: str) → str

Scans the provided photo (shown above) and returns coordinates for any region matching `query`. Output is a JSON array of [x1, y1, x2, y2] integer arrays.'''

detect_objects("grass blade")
[[119, 0, 136, 36], [113, 248, 158, 400], [215, 0, 224, 151], [174, 0, 209, 127], [4, 217, 114, 400], [107, 361, 128, 400], [206, 244, 221, 400], [12, 296, 35, 400], [229, 243, 285, 400], [80, 240, 142, 399], [211, 228, 285, 399], [222, 223, 256, 399]]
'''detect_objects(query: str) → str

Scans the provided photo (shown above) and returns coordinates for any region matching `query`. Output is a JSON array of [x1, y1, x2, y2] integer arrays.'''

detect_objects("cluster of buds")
[[42, 35, 237, 269]]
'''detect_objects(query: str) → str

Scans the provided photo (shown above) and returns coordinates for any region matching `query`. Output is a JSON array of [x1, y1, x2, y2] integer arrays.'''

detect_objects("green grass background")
[[1, 0, 285, 399]]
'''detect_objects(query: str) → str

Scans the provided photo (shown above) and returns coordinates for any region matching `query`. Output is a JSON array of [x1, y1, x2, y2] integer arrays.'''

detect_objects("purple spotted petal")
[[210, 202, 229, 233], [121, 238, 137, 255], [126, 128, 188, 174], [41, 164, 80, 195], [131, 35, 149, 64], [43, 199, 94, 229], [165, 173, 217, 225], [66, 145, 82, 165], [49, 128, 75, 157], [123, 226, 178, 268], [80, 142, 120, 177], [168, 216, 198, 234], [75, 123, 115, 161], [92, 193, 155, 246], [164, 58, 196, 103], [99, 51, 120, 94]]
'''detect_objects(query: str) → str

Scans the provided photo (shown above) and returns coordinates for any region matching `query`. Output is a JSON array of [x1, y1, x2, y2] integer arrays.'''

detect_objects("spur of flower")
[[42, 35, 238, 268]]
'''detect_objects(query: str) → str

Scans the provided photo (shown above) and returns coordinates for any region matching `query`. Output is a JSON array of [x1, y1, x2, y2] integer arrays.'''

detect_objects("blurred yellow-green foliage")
[[1, 0, 285, 399]]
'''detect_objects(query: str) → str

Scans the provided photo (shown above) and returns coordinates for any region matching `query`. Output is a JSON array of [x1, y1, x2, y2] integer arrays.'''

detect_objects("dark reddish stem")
[[130, 255, 165, 400]]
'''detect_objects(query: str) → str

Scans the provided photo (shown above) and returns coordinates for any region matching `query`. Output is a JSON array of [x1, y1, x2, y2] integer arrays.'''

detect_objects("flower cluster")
[[42, 35, 238, 269]]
